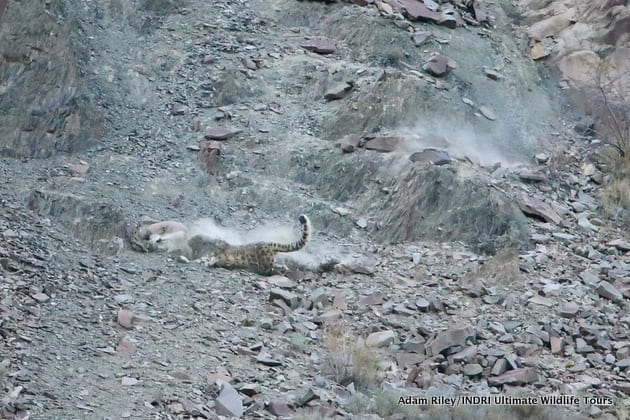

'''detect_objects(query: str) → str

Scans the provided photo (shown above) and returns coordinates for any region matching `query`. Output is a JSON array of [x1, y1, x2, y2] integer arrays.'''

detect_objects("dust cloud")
[[188, 216, 349, 269]]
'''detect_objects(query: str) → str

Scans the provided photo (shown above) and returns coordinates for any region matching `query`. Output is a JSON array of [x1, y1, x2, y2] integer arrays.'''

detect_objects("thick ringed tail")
[[270, 214, 310, 252]]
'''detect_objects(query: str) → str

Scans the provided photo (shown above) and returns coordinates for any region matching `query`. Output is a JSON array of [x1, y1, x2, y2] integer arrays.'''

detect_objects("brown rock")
[[400, 0, 439, 22], [199, 140, 222, 175], [550, 336, 563, 354], [336, 133, 361, 153], [518, 194, 564, 226], [426, 326, 476, 356], [364, 136, 404, 152], [205, 126, 242, 140], [333, 292, 347, 310], [423, 54, 455, 77], [301, 37, 337, 55], [530, 42, 549, 60], [117, 309, 134, 329], [488, 367, 539, 386], [324, 82, 353, 101], [116, 337, 137, 355], [409, 149, 451, 165]]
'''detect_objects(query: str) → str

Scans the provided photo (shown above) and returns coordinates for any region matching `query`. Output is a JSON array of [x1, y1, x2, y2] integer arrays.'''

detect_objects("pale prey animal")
[[129, 219, 191, 255], [188, 214, 311, 275]]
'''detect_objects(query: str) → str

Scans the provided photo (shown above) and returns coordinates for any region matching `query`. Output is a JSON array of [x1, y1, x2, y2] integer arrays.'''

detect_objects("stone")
[[579, 270, 600, 286], [426, 326, 475, 356], [336, 134, 361, 153], [478, 105, 497, 121], [366, 330, 395, 347], [324, 82, 353, 101], [416, 297, 430, 311], [483, 68, 502, 80], [518, 194, 564, 226], [534, 153, 550, 163], [400, 0, 440, 22], [311, 310, 343, 324], [550, 336, 563, 354], [266, 402, 293, 417], [608, 239, 630, 252], [364, 136, 404, 152], [558, 302, 579, 318], [438, 12, 458, 29], [170, 103, 188, 115], [409, 149, 451, 165], [205, 126, 242, 140], [463, 364, 483, 377], [375, 1, 393, 15], [215, 382, 244, 417], [491, 358, 507, 376], [199, 140, 222, 175], [526, 326, 549, 343], [240, 54, 258, 70], [412, 31, 432, 46], [488, 367, 539, 386], [301, 37, 336, 54], [518, 170, 547, 182], [452, 345, 478, 362], [596, 281, 623, 303], [31, 292, 49, 302], [296, 388, 320, 407], [527, 296, 554, 307], [530, 42, 549, 60], [423, 55, 456, 77], [577, 215, 598, 231], [269, 288, 300, 309], [117, 309, 134, 329], [531, 233, 551, 243], [256, 354, 283, 367], [121, 377, 138, 386]]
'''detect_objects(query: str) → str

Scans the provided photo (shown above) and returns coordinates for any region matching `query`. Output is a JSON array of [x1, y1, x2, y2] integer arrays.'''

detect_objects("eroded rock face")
[[518, 0, 630, 99], [0, 2, 103, 158]]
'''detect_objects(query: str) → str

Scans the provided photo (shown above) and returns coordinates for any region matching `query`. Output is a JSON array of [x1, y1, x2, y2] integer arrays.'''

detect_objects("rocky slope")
[[0, 0, 628, 419]]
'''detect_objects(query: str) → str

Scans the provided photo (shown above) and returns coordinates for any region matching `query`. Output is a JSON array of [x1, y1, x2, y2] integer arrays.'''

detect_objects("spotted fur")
[[189, 214, 311, 275]]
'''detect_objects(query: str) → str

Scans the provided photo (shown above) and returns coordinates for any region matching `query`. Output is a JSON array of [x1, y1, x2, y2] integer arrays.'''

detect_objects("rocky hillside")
[[0, 0, 628, 419]]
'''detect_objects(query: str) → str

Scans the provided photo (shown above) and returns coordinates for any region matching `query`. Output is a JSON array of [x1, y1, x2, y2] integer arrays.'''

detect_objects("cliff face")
[[519, 0, 629, 132], [0, 1, 105, 157]]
